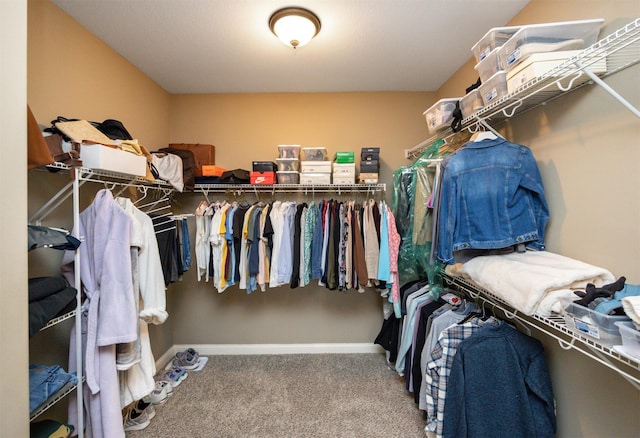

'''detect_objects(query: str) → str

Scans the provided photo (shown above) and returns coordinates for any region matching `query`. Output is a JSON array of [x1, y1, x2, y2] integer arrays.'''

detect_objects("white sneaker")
[[123, 404, 150, 432]]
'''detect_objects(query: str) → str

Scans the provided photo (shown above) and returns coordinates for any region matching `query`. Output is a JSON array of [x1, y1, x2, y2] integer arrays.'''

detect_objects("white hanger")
[[470, 131, 499, 142]]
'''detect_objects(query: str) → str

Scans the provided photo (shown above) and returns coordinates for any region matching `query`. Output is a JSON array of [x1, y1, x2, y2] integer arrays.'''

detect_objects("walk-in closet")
[[3, 1, 639, 437]]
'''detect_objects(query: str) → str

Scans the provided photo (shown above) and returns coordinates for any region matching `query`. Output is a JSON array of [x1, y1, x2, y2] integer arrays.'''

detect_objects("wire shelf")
[[39, 310, 76, 332]]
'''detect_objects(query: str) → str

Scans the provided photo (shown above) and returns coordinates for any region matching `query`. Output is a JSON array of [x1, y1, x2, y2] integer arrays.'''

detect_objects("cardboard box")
[[169, 143, 215, 176], [300, 173, 331, 184], [250, 171, 275, 185], [361, 147, 380, 161], [301, 161, 332, 173], [333, 163, 356, 177], [333, 175, 356, 185], [252, 161, 277, 172], [202, 165, 226, 177], [334, 152, 355, 163], [81, 144, 147, 177], [360, 161, 380, 173]]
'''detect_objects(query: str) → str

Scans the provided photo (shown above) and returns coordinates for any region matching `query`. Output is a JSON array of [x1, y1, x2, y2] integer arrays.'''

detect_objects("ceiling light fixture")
[[269, 7, 321, 49]]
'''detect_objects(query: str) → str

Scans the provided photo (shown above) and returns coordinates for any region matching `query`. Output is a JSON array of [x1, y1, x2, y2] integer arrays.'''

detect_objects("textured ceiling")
[[51, 0, 530, 93]]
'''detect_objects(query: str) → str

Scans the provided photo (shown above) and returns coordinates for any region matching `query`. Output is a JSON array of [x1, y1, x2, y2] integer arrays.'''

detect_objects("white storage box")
[[276, 158, 300, 172], [616, 322, 640, 359], [302, 147, 328, 161], [563, 302, 630, 347], [278, 144, 301, 159], [460, 89, 484, 119], [423, 98, 460, 134], [498, 19, 604, 71], [471, 25, 522, 63], [333, 175, 356, 185], [474, 47, 503, 83], [301, 161, 332, 173], [477, 71, 508, 105], [81, 144, 147, 177], [276, 171, 299, 184], [332, 163, 356, 177], [300, 173, 331, 185], [506, 50, 607, 92]]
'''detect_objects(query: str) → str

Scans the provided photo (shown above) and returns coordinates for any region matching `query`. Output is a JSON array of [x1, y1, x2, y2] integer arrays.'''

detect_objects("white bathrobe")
[[63, 189, 138, 438]]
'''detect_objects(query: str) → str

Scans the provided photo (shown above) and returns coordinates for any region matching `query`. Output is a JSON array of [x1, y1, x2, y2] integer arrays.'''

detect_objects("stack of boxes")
[[276, 145, 301, 184], [359, 147, 380, 184], [300, 147, 331, 184], [251, 161, 277, 184], [333, 152, 356, 184]]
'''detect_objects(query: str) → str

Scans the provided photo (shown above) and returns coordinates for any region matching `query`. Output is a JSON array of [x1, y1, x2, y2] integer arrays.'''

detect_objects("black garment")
[[374, 314, 402, 363], [153, 217, 179, 286], [28, 225, 80, 252], [411, 299, 446, 401], [29, 286, 77, 337], [232, 205, 251, 283], [28, 276, 68, 302], [290, 203, 306, 289]]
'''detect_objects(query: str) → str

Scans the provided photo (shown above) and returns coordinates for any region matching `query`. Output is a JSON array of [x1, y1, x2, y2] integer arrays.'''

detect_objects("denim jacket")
[[437, 138, 549, 264]]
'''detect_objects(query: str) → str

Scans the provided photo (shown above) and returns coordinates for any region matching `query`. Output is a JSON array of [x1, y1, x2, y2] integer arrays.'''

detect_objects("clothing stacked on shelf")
[[194, 198, 400, 294], [61, 189, 169, 438], [375, 285, 556, 438]]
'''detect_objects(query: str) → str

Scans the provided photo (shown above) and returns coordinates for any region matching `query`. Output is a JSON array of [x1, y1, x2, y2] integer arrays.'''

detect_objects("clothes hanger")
[[469, 130, 499, 142]]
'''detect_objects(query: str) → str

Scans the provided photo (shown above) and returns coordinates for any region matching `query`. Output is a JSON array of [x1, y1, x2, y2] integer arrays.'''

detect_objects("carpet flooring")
[[127, 353, 426, 437]]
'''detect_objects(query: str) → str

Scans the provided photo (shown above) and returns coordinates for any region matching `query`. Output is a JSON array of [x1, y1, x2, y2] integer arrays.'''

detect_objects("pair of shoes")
[[168, 364, 188, 381], [143, 380, 171, 405], [123, 401, 153, 432], [172, 350, 200, 370]]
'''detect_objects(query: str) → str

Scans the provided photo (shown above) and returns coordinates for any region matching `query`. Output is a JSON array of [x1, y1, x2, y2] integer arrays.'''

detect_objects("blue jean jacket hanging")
[[437, 138, 549, 264]]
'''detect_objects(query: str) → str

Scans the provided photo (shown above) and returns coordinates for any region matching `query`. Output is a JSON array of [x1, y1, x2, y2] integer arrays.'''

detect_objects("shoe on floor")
[[123, 404, 150, 432], [172, 350, 200, 370], [168, 365, 188, 381], [157, 368, 184, 387], [135, 399, 156, 421], [144, 381, 170, 405]]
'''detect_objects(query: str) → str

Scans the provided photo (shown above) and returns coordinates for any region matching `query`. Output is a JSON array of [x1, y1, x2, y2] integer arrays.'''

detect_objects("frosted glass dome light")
[[269, 7, 321, 49]]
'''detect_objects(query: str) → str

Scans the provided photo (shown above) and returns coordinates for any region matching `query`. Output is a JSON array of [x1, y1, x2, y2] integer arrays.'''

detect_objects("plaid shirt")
[[425, 317, 499, 437]]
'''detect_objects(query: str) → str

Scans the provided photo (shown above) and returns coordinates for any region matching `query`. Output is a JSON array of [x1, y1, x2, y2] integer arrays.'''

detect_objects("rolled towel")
[[622, 296, 640, 329]]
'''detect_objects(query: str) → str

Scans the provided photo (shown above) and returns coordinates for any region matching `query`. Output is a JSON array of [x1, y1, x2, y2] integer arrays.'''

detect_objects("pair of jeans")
[[29, 364, 77, 413]]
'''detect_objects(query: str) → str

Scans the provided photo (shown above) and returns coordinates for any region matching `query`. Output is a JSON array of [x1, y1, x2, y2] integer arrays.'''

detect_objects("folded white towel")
[[622, 296, 640, 329], [460, 250, 615, 316]]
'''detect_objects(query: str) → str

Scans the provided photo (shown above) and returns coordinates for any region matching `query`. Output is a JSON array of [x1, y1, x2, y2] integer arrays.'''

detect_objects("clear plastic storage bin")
[[498, 19, 604, 71], [460, 89, 484, 119], [423, 98, 460, 134], [474, 47, 503, 83], [477, 71, 508, 105], [278, 144, 301, 159], [302, 147, 328, 161], [471, 25, 522, 63], [276, 171, 300, 184], [563, 302, 630, 346], [616, 321, 640, 359], [276, 158, 300, 172]]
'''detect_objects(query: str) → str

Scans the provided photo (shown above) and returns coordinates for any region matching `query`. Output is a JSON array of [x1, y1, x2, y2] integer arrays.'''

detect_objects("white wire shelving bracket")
[[442, 273, 640, 390], [405, 17, 640, 161], [194, 183, 386, 195]]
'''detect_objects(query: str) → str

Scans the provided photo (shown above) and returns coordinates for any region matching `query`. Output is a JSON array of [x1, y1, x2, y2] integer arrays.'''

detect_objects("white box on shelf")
[[616, 322, 640, 359], [300, 161, 332, 173], [80, 144, 147, 177], [300, 173, 331, 184], [498, 19, 604, 71], [333, 175, 356, 185], [506, 50, 607, 92], [423, 98, 461, 135], [332, 163, 356, 177], [471, 25, 522, 63]]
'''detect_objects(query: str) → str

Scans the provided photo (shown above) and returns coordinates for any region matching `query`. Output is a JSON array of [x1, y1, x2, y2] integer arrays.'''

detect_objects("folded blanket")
[[459, 250, 615, 316], [622, 296, 640, 329]]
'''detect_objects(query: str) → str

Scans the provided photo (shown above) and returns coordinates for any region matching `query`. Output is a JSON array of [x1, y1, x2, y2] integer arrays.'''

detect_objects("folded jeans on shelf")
[[29, 364, 78, 414]]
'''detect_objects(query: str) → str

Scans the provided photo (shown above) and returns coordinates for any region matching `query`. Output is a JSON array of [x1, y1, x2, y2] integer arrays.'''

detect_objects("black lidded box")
[[252, 161, 277, 172], [360, 160, 380, 173], [361, 147, 380, 161]]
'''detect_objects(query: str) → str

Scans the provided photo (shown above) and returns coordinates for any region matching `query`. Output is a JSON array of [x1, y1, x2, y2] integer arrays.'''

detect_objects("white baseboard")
[[156, 343, 383, 368]]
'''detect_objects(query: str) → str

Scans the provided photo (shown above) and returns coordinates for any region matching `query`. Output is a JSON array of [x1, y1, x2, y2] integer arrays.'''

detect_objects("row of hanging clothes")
[[193, 197, 401, 295], [57, 182, 186, 438], [375, 282, 557, 438], [384, 128, 556, 437]]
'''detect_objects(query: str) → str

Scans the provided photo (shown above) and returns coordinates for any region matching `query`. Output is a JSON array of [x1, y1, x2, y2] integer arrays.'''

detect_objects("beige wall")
[[27, 0, 171, 150], [436, 1, 640, 436], [2, 2, 29, 437]]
